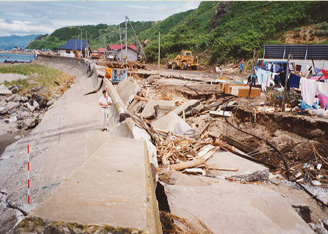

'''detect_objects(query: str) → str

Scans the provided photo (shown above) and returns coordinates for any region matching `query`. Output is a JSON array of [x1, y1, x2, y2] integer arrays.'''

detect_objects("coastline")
[[0, 50, 34, 55]]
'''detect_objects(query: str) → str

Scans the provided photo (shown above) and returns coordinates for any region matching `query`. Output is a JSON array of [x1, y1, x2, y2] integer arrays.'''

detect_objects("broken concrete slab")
[[0, 84, 12, 95], [31, 93, 47, 108], [24, 100, 39, 112], [8, 85, 19, 94], [116, 78, 141, 106], [127, 99, 146, 114], [0, 107, 9, 115], [151, 112, 198, 138], [6, 102, 20, 111], [205, 149, 269, 182], [171, 99, 203, 117], [164, 173, 314, 234], [16, 138, 161, 233], [141, 99, 175, 119], [104, 79, 130, 122]]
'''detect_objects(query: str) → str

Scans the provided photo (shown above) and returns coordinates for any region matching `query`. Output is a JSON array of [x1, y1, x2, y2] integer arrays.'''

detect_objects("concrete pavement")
[[15, 138, 161, 233], [164, 173, 314, 234], [0, 56, 161, 233]]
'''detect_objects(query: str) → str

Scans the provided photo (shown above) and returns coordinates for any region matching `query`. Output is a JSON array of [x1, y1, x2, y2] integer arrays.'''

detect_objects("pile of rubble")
[[114, 67, 327, 233], [0, 84, 61, 144]]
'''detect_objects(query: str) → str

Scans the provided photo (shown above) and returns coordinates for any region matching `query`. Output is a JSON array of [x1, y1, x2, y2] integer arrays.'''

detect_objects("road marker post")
[[27, 145, 30, 208], [106, 82, 109, 131]]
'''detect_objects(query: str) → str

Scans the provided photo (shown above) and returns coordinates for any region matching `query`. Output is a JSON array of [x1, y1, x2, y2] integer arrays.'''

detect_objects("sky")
[[0, 1, 201, 37]]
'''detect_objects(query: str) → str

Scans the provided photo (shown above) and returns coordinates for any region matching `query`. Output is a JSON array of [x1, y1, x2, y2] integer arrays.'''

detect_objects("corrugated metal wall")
[[264, 45, 328, 60]]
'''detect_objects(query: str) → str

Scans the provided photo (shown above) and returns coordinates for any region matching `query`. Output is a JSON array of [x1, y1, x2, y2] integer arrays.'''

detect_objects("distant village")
[[0, 39, 141, 62]]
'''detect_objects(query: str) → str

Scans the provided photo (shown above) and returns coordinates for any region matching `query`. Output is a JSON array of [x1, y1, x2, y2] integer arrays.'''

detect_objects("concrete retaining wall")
[[2, 55, 161, 233]]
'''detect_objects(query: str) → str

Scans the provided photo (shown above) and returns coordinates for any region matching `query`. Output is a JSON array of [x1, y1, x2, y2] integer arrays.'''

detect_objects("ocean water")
[[0, 53, 35, 63]]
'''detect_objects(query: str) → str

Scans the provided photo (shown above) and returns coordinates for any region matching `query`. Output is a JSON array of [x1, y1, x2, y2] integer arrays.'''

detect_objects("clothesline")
[[253, 63, 328, 110]]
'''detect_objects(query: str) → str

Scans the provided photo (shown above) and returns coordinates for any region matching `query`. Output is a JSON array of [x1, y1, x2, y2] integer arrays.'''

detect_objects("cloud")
[[0, 1, 200, 37], [0, 19, 55, 37]]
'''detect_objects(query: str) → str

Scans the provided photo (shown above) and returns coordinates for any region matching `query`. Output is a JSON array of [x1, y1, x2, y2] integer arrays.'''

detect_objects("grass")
[[0, 64, 75, 97]]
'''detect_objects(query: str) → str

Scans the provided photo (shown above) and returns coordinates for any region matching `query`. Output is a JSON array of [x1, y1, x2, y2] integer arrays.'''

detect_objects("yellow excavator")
[[167, 50, 198, 70]]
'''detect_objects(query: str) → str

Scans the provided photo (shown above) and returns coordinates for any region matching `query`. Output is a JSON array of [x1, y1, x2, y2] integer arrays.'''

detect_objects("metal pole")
[[252, 49, 255, 74], [119, 25, 123, 64], [80, 29, 82, 57], [282, 54, 290, 112], [79, 28, 83, 58], [158, 32, 160, 70], [263, 46, 265, 59], [86, 32, 88, 57], [125, 16, 128, 62], [126, 16, 147, 60]]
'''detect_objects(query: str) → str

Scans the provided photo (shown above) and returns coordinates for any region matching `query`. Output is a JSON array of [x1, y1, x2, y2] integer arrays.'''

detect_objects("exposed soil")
[[280, 24, 327, 44]]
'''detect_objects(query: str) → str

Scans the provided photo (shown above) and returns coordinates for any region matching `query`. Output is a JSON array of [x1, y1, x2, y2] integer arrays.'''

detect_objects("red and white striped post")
[[27, 145, 30, 206], [105, 82, 109, 131]]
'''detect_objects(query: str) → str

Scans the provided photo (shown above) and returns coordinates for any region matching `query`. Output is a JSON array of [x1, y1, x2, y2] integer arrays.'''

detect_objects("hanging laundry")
[[313, 67, 321, 74], [300, 77, 318, 106], [288, 73, 301, 88], [274, 75, 280, 87], [260, 70, 272, 91], [267, 63, 272, 71], [271, 64, 281, 73], [318, 82, 328, 96], [295, 65, 302, 72], [318, 94, 328, 109], [321, 69, 328, 78], [279, 70, 288, 88]]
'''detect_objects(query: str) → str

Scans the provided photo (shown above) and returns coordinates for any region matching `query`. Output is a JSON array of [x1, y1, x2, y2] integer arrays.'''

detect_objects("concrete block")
[[104, 79, 130, 122], [0, 106, 9, 115], [0, 84, 12, 95], [6, 101, 20, 111], [164, 174, 314, 234], [206, 150, 269, 182], [172, 99, 203, 117], [16, 138, 162, 233], [116, 78, 141, 107], [128, 99, 145, 114], [151, 112, 198, 139], [141, 100, 175, 119]]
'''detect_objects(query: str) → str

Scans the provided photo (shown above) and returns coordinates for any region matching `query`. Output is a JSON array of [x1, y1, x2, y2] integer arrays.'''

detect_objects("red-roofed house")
[[107, 44, 138, 62], [98, 48, 107, 58]]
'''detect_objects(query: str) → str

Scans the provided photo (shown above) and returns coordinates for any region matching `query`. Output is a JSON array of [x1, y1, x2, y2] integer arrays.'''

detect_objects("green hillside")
[[28, 1, 328, 65]]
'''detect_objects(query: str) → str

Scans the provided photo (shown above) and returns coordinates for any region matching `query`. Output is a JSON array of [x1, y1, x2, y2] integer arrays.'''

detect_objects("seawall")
[[0, 55, 161, 233]]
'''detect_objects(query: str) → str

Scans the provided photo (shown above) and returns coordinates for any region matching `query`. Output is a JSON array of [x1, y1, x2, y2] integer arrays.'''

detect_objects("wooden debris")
[[170, 147, 218, 171], [206, 166, 239, 172], [221, 135, 256, 154]]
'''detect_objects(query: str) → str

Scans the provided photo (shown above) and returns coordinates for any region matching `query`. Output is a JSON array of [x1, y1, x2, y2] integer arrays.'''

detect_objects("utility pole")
[[75, 36, 76, 50], [125, 16, 128, 63], [252, 49, 255, 74], [79, 28, 84, 58], [158, 32, 160, 70], [282, 54, 291, 112], [119, 25, 123, 64], [86, 31, 88, 57]]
